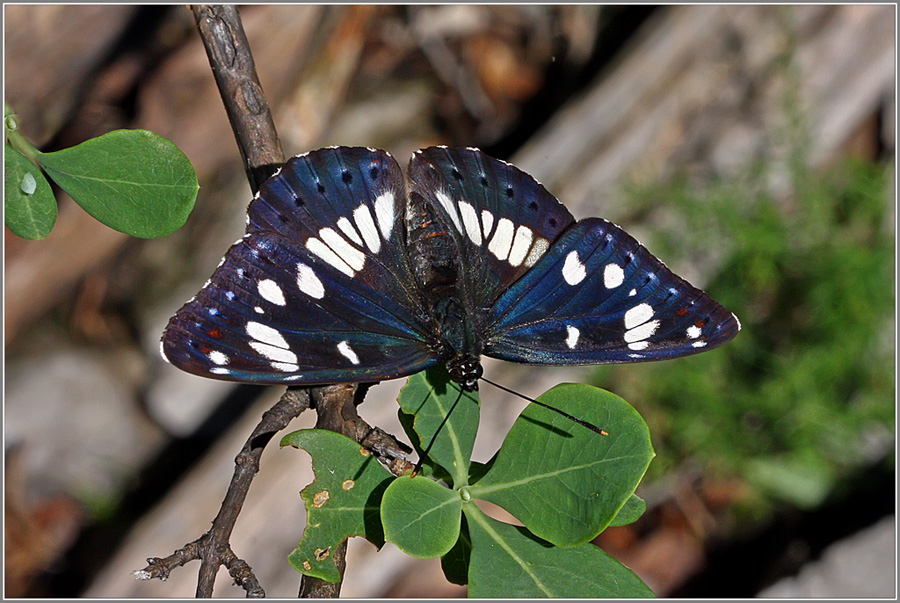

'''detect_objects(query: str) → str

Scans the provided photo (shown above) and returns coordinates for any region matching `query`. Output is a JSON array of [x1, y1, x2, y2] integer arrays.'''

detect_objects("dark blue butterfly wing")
[[162, 232, 441, 383], [162, 147, 442, 384], [407, 147, 575, 310], [483, 218, 740, 364], [247, 146, 420, 310]]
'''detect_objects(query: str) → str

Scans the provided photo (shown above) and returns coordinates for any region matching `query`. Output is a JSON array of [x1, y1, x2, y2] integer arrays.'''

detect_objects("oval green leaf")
[[397, 366, 480, 487], [465, 507, 655, 597], [5, 144, 57, 239], [469, 383, 654, 547], [381, 475, 462, 558], [610, 493, 647, 527], [35, 129, 198, 238], [281, 429, 395, 582]]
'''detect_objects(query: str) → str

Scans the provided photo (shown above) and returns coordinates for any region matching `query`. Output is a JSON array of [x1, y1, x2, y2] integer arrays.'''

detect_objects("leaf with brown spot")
[[281, 429, 394, 582]]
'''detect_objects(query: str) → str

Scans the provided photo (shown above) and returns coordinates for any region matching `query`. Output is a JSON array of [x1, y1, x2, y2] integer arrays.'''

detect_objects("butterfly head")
[[446, 355, 483, 391]]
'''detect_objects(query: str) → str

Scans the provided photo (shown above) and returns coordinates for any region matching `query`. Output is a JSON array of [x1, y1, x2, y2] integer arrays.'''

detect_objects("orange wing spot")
[[676, 307, 689, 316], [199, 344, 211, 354], [694, 319, 706, 328], [208, 328, 222, 338]]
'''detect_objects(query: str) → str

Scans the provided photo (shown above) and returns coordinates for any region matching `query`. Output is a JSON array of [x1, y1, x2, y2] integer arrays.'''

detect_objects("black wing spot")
[[480, 175, 488, 187], [278, 213, 289, 223], [549, 217, 558, 227], [317, 182, 326, 194], [294, 196, 305, 207], [341, 170, 353, 184], [369, 166, 379, 180], [452, 168, 463, 182], [528, 200, 539, 210], [506, 186, 514, 199]]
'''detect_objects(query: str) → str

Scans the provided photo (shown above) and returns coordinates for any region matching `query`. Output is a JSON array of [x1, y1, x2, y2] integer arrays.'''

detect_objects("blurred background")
[[4, 4, 895, 598]]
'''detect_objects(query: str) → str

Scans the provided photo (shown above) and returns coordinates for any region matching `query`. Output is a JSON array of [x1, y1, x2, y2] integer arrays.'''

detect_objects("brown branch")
[[137, 5, 397, 598], [191, 4, 284, 190]]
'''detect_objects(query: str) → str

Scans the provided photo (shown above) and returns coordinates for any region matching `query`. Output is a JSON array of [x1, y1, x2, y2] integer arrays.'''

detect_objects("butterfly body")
[[161, 146, 739, 389]]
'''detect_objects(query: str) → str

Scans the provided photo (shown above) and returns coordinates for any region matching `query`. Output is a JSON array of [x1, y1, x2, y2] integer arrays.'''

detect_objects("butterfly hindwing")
[[162, 232, 441, 384], [483, 218, 740, 364], [408, 147, 575, 310]]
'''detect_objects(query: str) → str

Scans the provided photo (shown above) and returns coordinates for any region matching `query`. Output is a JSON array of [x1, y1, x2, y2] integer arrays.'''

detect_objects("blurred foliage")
[[594, 155, 894, 514]]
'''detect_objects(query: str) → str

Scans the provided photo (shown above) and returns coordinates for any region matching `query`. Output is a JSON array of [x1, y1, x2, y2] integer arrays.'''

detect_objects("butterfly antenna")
[[480, 377, 609, 436], [413, 386, 467, 476]]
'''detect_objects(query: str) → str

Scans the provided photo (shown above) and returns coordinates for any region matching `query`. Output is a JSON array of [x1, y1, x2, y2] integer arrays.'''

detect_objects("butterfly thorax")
[[406, 191, 484, 390]]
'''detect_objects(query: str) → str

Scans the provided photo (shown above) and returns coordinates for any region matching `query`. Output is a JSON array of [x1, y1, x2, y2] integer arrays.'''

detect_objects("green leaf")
[[469, 384, 654, 546], [5, 144, 57, 239], [609, 493, 647, 527], [440, 513, 472, 585], [281, 429, 394, 582], [381, 475, 462, 558], [397, 366, 480, 487], [464, 507, 655, 597], [35, 129, 198, 238]]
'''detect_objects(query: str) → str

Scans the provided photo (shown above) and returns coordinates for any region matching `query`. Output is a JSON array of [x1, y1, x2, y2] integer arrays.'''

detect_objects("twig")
[[137, 5, 398, 598], [191, 5, 283, 189]]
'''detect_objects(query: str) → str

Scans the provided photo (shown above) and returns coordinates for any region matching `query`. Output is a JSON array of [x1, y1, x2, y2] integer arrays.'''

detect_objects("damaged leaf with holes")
[[281, 429, 394, 582]]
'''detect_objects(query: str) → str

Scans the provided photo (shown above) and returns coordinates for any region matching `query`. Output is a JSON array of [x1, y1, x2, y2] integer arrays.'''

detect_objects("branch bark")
[[136, 5, 406, 598]]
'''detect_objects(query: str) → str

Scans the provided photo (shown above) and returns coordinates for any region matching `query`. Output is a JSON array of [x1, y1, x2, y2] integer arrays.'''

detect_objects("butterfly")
[[161, 146, 740, 391]]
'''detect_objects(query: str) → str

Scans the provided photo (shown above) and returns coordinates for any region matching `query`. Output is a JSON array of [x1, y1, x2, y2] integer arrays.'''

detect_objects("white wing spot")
[[458, 201, 482, 245], [337, 341, 360, 365], [562, 251, 586, 285], [258, 279, 287, 306], [481, 209, 494, 238], [604, 263, 624, 289], [210, 367, 231, 375], [628, 289, 637, 297], [524, 237, 549, 267], [692, 340, 708, 348], [297, 263, 325, 299], [686, 325, 702, 339], [508, 226, 534, 267], [254, 306, 264, 314], [374, 192, 395, 240], [624, 303, 654, 329], [320, 228, 365, 272], [628, 341, 650, 351], [565, 325, 580, 349], [488, 218, 515, 261], [271, 361, 300, 372], [436, 190, 463, 233], [336, 217, 363, 246], [246, 321, 290, 349], [208, 351, 229, 365], [625, 319, 659, 343], [353, 204, 381, 254], [225, 291, 235, 301], [250, 340, 298, 365], [307, 237, 354, 277]]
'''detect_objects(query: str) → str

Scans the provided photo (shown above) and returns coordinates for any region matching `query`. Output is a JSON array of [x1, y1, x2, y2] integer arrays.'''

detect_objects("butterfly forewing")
[[162, 232, 440, 384], [408, 147, 575, 310], [484, 218, 740, 364], [247, 147, 419, 309]]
